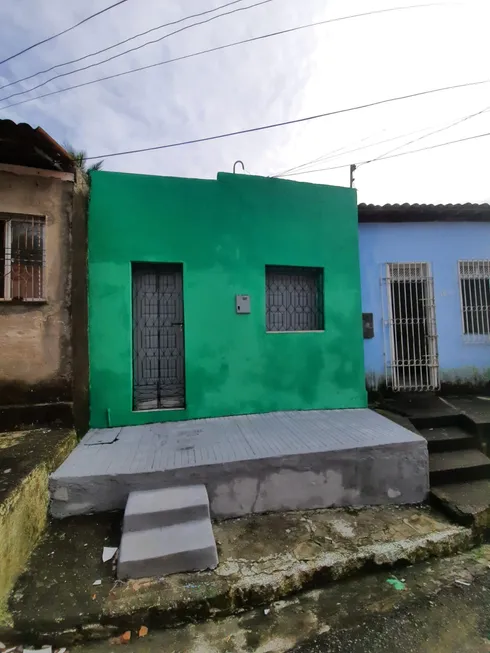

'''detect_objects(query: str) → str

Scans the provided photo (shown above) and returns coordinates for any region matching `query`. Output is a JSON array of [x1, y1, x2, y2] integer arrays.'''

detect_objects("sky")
[[0, 0, 489, 204]]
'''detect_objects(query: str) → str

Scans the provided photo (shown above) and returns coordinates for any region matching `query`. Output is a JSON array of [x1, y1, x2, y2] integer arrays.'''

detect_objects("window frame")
[[0, 213, 46, 302], [458, 259, 490, 340], [265, 264, 325, 333]]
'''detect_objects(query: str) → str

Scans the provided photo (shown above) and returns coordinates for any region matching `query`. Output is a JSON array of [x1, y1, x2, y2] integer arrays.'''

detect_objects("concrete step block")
[[117, 518, 219, 579], [123, 485, 210, 532]]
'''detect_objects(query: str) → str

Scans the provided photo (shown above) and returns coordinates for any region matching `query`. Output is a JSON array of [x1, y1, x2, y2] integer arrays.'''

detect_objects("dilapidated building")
[[0, 120, 88, 431]]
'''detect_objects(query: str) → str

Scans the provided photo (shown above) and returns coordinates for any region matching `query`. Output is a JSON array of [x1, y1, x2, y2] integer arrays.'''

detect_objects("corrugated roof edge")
[[358, 202, 490, 223], [0, 119, 74, 172]]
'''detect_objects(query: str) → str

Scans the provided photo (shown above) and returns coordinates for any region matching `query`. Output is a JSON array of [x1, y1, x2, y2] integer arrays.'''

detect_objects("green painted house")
[[88, 171, 367, 428]]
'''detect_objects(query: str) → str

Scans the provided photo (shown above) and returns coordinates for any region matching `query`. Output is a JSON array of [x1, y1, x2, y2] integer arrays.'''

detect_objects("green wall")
[[88, 171, 366, 428]]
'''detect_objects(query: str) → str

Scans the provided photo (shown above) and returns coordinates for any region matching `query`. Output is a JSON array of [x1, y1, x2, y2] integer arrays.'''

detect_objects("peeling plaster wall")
[[0, 169, 74, 406]]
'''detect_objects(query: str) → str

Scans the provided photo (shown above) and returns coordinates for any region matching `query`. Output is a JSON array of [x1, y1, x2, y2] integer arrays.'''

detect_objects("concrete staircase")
[[383, 396, 490, 531], [414, 416, 490, 529], [117, 485, 219, 579], [418, 422, 490, 486]]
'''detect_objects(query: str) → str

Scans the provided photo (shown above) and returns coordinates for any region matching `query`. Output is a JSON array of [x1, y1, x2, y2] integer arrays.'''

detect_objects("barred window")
[[266, 265, 324, 332], [459, 260, 490, 337], [0, 215, 45, 301]]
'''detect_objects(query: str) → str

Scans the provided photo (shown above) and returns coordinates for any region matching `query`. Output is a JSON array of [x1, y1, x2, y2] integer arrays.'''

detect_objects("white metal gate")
[[382, 262, 439, 391]]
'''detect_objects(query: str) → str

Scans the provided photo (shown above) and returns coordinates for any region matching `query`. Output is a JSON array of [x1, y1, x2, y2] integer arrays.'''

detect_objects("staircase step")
[[411, 414, 462, 430], [430, 479, 490, 528], [430, 449, 490, 486], [117, 519, 219, 579], [123, 485, 210, 532], [419, 426, 476, 453]]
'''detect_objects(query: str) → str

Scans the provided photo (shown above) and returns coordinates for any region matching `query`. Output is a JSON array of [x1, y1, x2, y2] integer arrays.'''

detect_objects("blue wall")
[[359, 222, 490, 388]]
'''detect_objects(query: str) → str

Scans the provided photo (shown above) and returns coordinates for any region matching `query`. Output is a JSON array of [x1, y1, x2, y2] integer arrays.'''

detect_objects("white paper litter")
[[102, 546, 118, 563], [93, 579, 102, 586]]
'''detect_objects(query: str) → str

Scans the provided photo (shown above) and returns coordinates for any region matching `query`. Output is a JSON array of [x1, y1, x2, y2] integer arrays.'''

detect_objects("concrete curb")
[[1, 522, 474, 646]]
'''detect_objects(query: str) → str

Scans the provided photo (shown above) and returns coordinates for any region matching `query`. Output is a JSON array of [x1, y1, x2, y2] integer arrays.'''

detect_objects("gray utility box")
[[236, 295, 250, 314]]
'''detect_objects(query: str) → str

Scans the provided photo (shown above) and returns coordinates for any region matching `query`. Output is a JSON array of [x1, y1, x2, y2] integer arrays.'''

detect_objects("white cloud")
[[0, 0, 489, 203]]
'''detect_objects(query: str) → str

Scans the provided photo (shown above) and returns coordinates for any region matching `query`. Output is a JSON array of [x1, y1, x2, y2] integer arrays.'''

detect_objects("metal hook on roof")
[[233, 160, 245, 174]]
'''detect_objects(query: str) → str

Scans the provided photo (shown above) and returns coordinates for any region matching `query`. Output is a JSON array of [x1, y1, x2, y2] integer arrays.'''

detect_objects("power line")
[[271, 124, 444, 178], [357, 104, 490, 167], [273, 131, 385, 178], [0, 0, 273, 104], [0, 0, 250, 92], [277, 131, 490, 177], [0, 0, 130, 66], [276, 105, 490, 178], [1, 2, 459, 109], [82, 79, 490, 160]]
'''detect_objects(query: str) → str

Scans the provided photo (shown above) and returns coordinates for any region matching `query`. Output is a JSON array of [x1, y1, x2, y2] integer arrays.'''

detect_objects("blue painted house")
[[358, 203, 490, 392]]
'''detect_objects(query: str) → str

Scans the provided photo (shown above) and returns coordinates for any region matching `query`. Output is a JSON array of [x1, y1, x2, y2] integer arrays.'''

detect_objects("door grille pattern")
[[132, 263, 185, 410], [458, 260, 490, 341], [266, 265, 324, 332], [382, 262, 439, 391]]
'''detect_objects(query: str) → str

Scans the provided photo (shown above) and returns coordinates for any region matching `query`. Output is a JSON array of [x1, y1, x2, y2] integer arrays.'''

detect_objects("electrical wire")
[[357, 104, 490, 167], [0, 0, 130, 66], [80, 79, 490, 160], [0, 0, 250, 92], [277, 131, 490, 177], [0, 2, 459, 107], [276, 105, 490, 178], [0, 0, 273, 104], [271, 125, 447, 178], [274, 131, 386, 178]]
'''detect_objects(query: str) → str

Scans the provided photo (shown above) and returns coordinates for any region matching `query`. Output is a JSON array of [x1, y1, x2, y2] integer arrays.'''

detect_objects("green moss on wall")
[[88, 172, 366, 427], [0, 429, 77, 622]]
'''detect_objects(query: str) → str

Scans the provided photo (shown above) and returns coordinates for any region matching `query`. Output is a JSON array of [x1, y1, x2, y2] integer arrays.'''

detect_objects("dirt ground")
[[293, 569, 490, 652], [4, 504, 472, 643], [63, 545, 490, 653]]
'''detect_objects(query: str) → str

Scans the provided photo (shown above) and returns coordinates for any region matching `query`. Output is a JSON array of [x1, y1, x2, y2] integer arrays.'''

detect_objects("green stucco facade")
[[88, 171, 366, 428]]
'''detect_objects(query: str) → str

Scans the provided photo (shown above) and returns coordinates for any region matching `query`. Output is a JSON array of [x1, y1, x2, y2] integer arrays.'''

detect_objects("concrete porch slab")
[[49, 409, 429, 519]]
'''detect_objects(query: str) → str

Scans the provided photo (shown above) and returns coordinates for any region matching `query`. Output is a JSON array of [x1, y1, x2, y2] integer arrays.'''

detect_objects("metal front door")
[[384, 262, 439, 391], [132, 263, 185, 410]]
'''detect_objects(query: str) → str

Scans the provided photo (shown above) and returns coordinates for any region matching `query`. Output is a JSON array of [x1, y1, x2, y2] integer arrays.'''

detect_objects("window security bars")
[[0, 215, 45, 301], [459, 260, 490, 341], [266, 265, 324, 332]]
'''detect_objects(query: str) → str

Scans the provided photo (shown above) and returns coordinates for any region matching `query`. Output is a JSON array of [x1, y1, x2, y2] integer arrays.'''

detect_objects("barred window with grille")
[[458, 260, 490, 337], [0, 215, 45, 301], [265, 265, 324, 332]]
